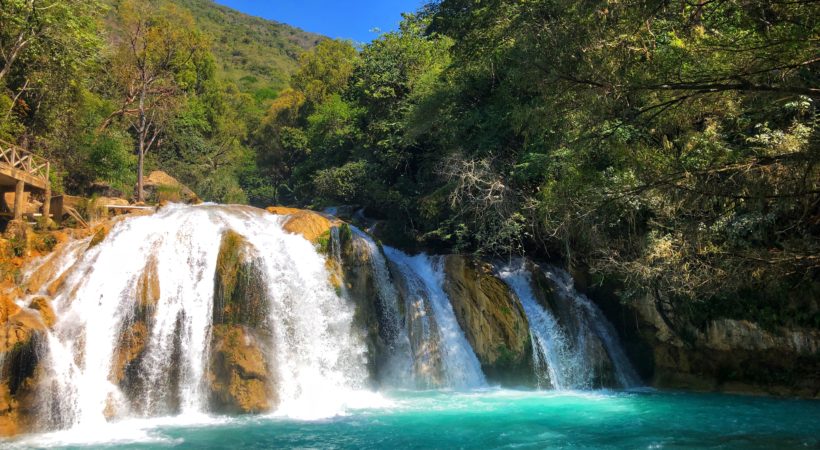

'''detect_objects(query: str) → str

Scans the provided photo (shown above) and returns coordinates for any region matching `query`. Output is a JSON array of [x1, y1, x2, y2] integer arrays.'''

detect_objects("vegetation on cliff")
[[255, 1, 819, 331], [0, 0, 320, 204]]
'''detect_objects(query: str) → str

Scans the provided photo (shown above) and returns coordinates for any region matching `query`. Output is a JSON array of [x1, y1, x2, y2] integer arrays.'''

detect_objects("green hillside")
[[171, 0, 323, 95]]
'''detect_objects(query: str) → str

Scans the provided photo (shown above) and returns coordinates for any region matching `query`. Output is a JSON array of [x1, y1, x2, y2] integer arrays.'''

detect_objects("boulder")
[[266, 206, 339, 243], [337, 227, 389, 381], [89, 197, 131, 220], [208, 325, 274, 414], [142, 171, 200, 204], [443, 255, 532, 384], [208, 231, 276, 412], [213, 231, 268, 328]]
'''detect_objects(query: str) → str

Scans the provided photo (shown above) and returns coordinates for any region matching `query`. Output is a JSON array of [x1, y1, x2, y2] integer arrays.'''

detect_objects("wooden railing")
[[0, 139, 50, 186]]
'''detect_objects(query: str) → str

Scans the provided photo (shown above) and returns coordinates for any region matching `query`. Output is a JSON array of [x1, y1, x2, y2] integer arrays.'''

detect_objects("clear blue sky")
[[214, 1, 427, 43]]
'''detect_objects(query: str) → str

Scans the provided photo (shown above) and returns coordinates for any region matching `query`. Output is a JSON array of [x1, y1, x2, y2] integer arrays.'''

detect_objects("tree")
[[0, 0, 100, 83], [291, 39, 359, 110], [0, 0, 102, 140], [101, 0, 207, 202]]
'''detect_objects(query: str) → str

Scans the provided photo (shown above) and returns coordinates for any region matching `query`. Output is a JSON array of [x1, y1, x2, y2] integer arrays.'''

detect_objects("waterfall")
[[27, 204, 372, 430], [496, 262, 580, 389], [346, 227, 415, 388], [382, 247, 486, 389], [8, 203, 647, 437], [542, 267, 641, 388], [497, 260, 640, 389]]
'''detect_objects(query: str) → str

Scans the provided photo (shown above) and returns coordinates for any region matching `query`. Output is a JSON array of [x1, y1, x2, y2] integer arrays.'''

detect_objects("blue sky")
[[214, 1, 427, 43]]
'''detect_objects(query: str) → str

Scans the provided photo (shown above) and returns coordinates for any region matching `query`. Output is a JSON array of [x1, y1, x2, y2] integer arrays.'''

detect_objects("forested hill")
[[170, 0, 323, 94], [1, 0, 325, 206]]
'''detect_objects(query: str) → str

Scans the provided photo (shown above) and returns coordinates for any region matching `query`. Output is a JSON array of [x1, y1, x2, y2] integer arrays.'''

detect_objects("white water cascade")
[[496, 262, 580, 389], [382, 247, 486, 389], [7, 203, 647, 439], [26, 204, 372, 431], [347, 227, 415, 388], [497, 260, 640, 389], [543, 267, 641, 388]]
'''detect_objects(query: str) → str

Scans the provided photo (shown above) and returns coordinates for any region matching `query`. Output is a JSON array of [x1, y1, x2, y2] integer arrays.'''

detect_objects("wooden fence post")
[[42, 161, 51, 222], [13, 179, 24, 221]]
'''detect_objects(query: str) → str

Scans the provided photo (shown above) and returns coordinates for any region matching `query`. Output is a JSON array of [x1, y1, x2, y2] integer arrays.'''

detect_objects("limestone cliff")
[[634, 294, 819, 397]]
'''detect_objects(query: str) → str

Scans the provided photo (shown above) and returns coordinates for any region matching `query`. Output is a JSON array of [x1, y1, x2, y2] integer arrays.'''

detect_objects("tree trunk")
[[137, 141, 145, 203], [136, 86, 147, 203]]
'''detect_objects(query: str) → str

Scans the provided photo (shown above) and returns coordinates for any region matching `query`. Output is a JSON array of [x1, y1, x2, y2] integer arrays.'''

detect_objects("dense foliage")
[[1, 0, 817, 326], [260, 1, 819, 327], [0, 0, 318, 200]]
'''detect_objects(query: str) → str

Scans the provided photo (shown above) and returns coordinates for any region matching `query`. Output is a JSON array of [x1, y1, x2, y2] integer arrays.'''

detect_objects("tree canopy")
[[0, 0, 817, 327]]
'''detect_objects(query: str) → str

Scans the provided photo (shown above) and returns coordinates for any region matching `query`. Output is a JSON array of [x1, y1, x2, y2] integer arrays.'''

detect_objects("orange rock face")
[[265, 206, 338, 242], [0, 291, 43, 437], [28, 297, 56, 328], [443, 255, 532, 384], [208, 325, 275, 414]]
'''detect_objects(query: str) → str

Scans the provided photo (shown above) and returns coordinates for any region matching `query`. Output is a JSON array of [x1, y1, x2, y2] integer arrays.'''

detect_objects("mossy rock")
[[214, 231, 269, 329], [208, 325, 275, 414], [442, 255, 533, 385]]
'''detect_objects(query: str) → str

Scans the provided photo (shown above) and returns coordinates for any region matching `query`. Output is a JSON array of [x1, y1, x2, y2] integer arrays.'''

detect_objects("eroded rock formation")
[[208, 230, 275, 413], [266, 206, 338, 242], [443, 256, 532, 384]]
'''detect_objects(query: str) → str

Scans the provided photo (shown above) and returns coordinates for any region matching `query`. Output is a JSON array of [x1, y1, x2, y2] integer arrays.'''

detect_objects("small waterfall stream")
[[497, 260, 640, 389], [383, 247, 486, 389], [496, 262, 579, 389], [347, 227, 415, 388], [542, 268, 641, 388]]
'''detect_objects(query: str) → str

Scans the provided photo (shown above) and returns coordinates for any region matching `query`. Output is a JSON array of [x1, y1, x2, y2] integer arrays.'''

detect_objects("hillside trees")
[[422, 0, 820, 322], [101, 0, 208, 202], [0, 0, 102, 141], [259, 1, 817, 325]]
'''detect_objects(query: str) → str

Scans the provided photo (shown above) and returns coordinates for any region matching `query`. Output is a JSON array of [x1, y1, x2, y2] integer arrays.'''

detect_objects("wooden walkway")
[[0, 140, 51, 222]]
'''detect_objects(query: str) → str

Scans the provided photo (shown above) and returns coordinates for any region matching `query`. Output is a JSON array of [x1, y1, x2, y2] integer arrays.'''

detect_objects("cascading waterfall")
[[496, 262, 580, 389], [9, 203, 645, 438], [542, 268, 641, 388], [346, 227, 415, 388], [382, 247, 486, 389], [497, 260, 640, 389], [27, 204, 372, 431]]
